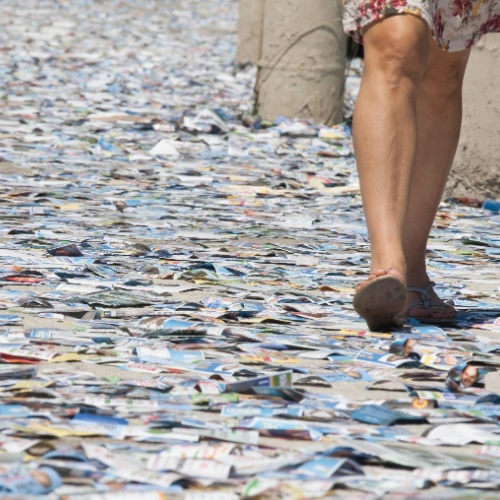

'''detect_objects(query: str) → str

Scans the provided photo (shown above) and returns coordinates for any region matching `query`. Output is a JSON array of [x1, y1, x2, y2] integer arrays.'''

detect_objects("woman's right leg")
[[403, 36, 470, 320], [353, 15, 430, 285]]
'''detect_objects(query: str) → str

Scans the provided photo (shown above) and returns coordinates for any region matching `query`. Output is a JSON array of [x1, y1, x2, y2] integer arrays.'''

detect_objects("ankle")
[[406, 270, 431, 287]]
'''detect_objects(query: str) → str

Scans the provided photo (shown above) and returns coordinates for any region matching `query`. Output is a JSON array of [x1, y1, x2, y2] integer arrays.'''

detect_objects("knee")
[[421, 61, 468, 101], [366, 38, 428, 89], [363, 21, 429, 90]]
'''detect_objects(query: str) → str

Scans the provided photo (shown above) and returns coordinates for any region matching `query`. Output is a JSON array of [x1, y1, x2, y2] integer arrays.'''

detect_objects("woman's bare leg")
[[403, 36, 470, 320], [353, 16, 429, 287]]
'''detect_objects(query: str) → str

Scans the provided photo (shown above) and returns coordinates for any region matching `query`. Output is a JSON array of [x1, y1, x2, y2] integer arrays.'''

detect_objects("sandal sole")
[[353, 275, 407, 331], [408, 317, 458, 326]]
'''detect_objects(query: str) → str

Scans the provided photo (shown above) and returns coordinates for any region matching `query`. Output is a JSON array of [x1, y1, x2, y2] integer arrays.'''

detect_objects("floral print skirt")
[[343, 0, 500, 51]]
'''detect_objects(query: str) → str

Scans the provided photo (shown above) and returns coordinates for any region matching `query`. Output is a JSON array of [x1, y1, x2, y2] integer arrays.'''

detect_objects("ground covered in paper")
[[1, 1, 500, 498]]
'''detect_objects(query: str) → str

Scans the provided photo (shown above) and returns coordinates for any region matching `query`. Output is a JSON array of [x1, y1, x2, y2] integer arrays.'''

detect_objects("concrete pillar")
[[255, 0, 346, 126], [236, 0, 265, 65], [447, 34, 500, 198]]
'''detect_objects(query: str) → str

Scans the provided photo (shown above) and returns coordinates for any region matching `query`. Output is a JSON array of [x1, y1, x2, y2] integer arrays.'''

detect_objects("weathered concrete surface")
[[236, 0, 265, 65], [255, 0, 346, 125], [447, 34, 500, 199]]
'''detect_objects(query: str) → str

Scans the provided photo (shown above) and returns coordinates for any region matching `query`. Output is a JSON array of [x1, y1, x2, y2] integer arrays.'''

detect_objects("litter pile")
[[0, 1, 500, 498]]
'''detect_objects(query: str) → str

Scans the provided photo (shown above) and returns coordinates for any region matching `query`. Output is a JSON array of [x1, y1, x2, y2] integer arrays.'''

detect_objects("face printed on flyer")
[[446, 363, 487, 390]]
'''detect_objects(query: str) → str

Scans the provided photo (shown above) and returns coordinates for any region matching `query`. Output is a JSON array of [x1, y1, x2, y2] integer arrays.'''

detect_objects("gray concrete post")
[[254, 0, 347, 126], [447, 34, 500, 198], [236, 0, 265, 65]]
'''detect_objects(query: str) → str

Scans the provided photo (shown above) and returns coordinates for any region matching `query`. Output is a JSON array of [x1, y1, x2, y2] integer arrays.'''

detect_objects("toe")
[[356, 273, 379, 292], [373, 269, 388, 278], [407, 305, 431, 320], [429, 304, 456, 317]]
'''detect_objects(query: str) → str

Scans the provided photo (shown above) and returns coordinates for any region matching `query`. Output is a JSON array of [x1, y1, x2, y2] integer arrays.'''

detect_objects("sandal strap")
[[406, 281, 436, 308], [405, 300, 452, 316]]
